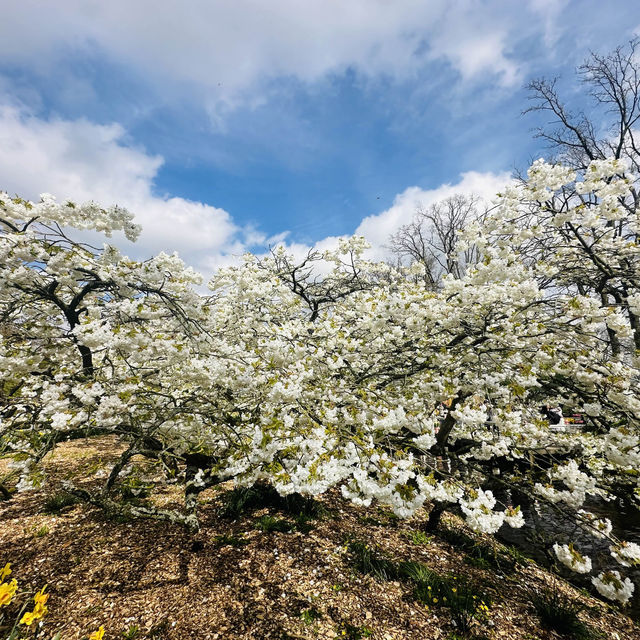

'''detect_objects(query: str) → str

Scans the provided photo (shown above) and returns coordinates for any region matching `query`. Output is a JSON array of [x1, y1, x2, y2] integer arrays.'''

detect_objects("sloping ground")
[[0, 438, 638, 640]]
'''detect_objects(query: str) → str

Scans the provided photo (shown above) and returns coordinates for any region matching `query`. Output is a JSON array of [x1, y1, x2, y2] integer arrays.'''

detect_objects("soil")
[[1, 437, 638, 640]]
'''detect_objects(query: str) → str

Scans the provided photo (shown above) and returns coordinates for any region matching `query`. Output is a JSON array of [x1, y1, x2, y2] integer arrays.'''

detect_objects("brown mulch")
[[0, 438, 638, 640]]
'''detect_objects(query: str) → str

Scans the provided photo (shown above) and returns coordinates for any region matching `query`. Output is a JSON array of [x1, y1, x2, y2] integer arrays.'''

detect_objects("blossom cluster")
[[553, 543, 592, 574]]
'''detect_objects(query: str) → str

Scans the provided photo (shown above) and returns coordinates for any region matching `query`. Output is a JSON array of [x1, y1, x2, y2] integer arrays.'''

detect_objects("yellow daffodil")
[[20, 586, 49, 626], [34, 585, 49, 607], [89, 625, 106, 640], [20, 610, 37, 626], [0, 563, 11, 582], [0, 578, 17, 606], [20, 604, 47, 625]]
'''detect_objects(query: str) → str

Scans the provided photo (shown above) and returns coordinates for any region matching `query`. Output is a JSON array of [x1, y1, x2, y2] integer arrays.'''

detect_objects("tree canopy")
[[1, 153, 640, 605]]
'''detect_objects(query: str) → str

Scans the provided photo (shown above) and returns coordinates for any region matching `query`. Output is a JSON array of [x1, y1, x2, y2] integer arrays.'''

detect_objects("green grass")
[[401, 560, 491, 634], [42, 491, 79, 514], [32, 524, 50, 538], [254, 515, 294, 533], [346, 539, 399, 581], [346, 537, 491, 634], [121, 625, 141, 639], [334, 622, 373, 639], [532, 590, 601, 640], [300, 607, 323, 624], [503, 544, 533, 566], [463, 553, 493, 570], [439, 525, 519, 573], [403, 529, 433, 545]]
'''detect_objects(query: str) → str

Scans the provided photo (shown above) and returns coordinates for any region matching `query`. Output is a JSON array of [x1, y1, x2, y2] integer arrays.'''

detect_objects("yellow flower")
[[34, 585, 49, 607], [0, 563, 11, 582], [89, 626, 105, 640], [451, 588, 457, 593], [0, 579, 17, 606], [20, 603, 48, 625], [20, 610, 37, 626]]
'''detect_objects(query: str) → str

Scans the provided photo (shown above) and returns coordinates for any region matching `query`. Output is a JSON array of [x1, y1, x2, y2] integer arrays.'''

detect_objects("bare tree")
[[525, 38, 640, 213], [524, 39, 640, 355], [388, 194, 484, 289]]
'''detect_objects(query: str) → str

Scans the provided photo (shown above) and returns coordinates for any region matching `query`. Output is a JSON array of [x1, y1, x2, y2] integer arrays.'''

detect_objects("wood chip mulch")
[[1, 438, 638, 640]]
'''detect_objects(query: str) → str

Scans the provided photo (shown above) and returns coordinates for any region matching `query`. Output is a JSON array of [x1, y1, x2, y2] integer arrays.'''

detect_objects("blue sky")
[[0, 0, 638, 274]]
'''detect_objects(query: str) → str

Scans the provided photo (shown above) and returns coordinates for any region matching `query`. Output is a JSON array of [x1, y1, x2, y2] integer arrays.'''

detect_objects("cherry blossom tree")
[[1, 156, 639, 606]]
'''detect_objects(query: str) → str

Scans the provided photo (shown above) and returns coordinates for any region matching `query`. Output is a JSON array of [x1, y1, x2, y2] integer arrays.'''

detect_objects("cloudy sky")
[[1, 1, 638, 273]]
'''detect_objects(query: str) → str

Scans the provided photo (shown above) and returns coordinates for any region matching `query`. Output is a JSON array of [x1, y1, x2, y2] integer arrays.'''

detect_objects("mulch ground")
[[1, 437, 638, 640]]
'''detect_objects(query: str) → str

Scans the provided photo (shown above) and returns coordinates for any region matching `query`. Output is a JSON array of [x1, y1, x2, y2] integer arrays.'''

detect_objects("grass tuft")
[[403, 529, 433, 545], [254, 515, 294, 533], [532, 589, 601, 640], [347, 539, 399, 581], [42, 491, 79, 514]]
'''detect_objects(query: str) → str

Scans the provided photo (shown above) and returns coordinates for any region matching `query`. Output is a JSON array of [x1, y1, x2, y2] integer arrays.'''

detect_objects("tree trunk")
[[423, 502, 448, 532]]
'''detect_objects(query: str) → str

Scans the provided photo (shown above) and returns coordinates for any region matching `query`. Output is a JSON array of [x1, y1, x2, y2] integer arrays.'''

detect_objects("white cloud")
[[0, 105, 240, 269], [0, 105, 512, 278], [1, 0, 526, 109], [355, 171, 512, 261], [528, 0, 570, 49], [255, 171, 512, 270]]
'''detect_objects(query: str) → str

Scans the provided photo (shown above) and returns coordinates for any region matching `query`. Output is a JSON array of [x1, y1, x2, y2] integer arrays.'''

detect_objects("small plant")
[[32, 524, 51, 538], [284, 493, 327, 520], [334, 622, 373, 639], [503, 544, 532, 566], [292, 513, 316, 534], [357, 515, 384, 527], [213, 533, 249, 547], [300, 607, 322, 624], [119, 475, 153, 500], [438, 525, 477, 550], [532, 588, 600, 640], [463, 553, 492, 570], [220, 483, 327, 520], [220, 485, 273, 518], [408, 563, 490, 635], [404, 529, 433, 545], [122, 624, 141, 639], [254, 515, 293, 533], [42, 491, 79, 514], [347, 539, 399, 581], [440, 526, 516, 572], [398, 560, 437, 583]]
